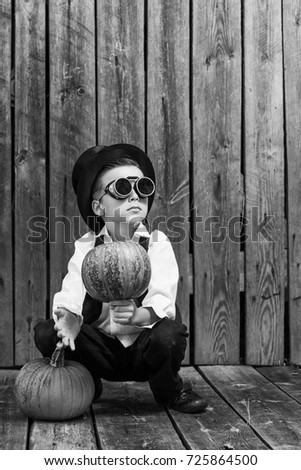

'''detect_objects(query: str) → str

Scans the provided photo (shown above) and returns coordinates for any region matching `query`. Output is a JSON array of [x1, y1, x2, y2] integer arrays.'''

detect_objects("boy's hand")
[[110, 300, 159, 327], [54, 308, 81, 351], [110, 300, 137, 325]]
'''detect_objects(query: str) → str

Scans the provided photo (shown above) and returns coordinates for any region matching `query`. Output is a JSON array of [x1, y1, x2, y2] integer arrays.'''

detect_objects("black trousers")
[[34, 318, 188, 402]]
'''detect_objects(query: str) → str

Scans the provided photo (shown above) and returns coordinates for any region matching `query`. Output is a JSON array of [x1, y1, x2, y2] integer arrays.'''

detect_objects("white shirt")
[[52, 224, 179, 347]]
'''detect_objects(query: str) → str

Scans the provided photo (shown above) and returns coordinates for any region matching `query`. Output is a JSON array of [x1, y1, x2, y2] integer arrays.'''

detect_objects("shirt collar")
[[96, 223, 150, 243]]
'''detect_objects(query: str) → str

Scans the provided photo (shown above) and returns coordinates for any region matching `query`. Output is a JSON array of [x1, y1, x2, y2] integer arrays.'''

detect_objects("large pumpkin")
[[81, 241, 152, 302], [15, 346, 95, 421]]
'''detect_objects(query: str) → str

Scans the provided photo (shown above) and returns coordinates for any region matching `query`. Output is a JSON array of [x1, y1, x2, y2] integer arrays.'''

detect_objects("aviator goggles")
[[93, 176, 155, 201]]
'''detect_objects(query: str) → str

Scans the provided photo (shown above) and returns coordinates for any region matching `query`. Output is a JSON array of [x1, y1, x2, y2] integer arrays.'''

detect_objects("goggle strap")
[[92, 189, 105, 200]]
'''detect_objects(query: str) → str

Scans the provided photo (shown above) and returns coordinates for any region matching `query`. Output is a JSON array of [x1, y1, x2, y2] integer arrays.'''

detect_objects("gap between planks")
[[198, 365, 301, 450], [2, 366, 301, 450]]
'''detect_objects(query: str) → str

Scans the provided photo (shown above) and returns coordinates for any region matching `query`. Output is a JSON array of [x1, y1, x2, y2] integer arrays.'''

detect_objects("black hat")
[[72, 143, 156, 232]]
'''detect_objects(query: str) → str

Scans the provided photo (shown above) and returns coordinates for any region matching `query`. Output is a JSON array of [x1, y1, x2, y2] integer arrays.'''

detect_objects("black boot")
[[157, 385, 208, 413]]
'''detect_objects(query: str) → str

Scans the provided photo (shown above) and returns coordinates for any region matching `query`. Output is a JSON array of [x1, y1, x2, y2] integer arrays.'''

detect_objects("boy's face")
[[92, 165, 149, 233]]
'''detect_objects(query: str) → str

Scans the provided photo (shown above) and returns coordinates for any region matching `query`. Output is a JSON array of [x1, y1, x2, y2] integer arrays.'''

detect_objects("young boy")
[[34, 143, 208, 413]]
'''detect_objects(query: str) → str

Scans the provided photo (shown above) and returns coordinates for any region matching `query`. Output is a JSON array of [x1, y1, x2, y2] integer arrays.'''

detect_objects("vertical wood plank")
[[97, 0, 145, 146], [0, 0, 13, 366], [14, 0, 47, 364], [49, 0, 96, 305], [192, 0, 241, 364], [147, 0, 191, 362], [283, 0, 301, 365], [244, 0, 285, 364]]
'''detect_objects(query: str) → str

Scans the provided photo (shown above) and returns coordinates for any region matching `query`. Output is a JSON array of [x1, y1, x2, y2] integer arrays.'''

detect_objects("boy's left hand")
[[110, 300, 138, 325]]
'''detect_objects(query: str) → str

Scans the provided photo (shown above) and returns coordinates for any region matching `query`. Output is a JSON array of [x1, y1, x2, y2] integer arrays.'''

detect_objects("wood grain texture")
[[283, 0, 301, 365], [3, 366, 301, 449], [199, 365, 301, 449], [29, 411, 97, 450], [14, 0, 47, 364], [244, 0, 285, 365], [192, 0, 241, 364], [0, 0, 13, 366], [97, 0, 145, 146], [256, 366, 301, 403], [167, 367, 267, 450], [0, 371, 29, 450], [93, 380, 185, 449], [2, 1, 300, 368], [49, 0, 96, 305], [147, 0, 190, 362]]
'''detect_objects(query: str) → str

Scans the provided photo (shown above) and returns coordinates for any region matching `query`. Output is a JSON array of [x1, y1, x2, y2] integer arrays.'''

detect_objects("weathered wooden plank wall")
[[97, 0, 145, 145], [14, 0, 47, 364], [283, 0, 301, 365], [0, 0, 13, 367], [192, 0, 241, 364], [244, 0, 285, 365], [1, 0, 300, 367]]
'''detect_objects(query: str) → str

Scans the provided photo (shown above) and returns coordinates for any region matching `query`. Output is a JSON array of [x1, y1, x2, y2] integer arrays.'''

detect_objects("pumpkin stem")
[[50, 343, 65, 367]]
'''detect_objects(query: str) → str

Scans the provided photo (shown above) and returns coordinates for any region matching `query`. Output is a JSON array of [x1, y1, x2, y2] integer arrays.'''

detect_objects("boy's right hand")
[[54, 308, 81, 351]]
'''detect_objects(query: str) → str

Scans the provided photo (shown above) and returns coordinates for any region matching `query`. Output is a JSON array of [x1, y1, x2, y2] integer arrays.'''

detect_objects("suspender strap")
[[81, 235, 104, 324]]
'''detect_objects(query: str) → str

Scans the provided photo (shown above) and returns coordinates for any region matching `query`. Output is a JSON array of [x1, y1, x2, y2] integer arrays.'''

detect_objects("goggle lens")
[[115, 178, 132, 196], [136, 177, 155, 196]]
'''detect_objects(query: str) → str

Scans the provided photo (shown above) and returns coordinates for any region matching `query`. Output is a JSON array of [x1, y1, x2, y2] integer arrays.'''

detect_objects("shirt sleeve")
[[141, 230, 179, 322], [52, 232, 95, 324]]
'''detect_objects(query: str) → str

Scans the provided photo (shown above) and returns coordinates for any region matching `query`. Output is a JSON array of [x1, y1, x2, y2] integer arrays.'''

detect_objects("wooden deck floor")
[[1, 365, 301, 450]]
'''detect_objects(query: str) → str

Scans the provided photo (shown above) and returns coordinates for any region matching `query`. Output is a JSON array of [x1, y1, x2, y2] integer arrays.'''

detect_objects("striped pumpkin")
[[81, 241, 152, 302], [14, 347, 95, 421]]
